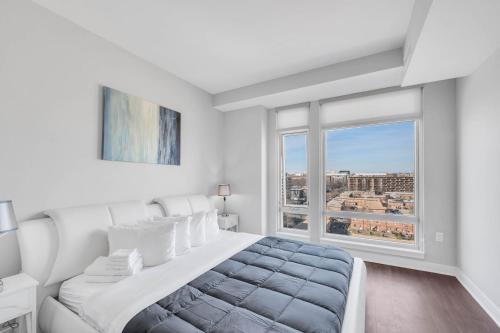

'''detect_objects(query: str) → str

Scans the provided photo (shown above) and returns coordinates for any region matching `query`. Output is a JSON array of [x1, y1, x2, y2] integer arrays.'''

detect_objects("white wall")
[[223, 106, 267, 235], [457, 48, 500, 312], [0, 0, 224, 278], [421, 79, 457, 266]]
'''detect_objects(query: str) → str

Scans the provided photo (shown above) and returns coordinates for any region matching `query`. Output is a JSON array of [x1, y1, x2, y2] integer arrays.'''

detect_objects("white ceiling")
[[32, 0, 415, 93]]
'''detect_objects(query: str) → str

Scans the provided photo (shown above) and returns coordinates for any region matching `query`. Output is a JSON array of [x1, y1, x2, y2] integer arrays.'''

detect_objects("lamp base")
[[222, 196, 229, 216]]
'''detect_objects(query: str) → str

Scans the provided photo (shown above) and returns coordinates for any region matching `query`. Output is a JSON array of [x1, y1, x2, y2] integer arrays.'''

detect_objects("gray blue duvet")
[[123, 236, 354, 333]]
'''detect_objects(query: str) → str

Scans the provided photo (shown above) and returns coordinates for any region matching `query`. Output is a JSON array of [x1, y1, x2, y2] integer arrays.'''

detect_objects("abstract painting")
[[102, 86, 181, 165]]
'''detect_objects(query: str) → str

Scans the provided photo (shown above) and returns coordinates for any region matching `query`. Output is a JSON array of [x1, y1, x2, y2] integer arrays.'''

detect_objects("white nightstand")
[[218, 214, 239, 232], [0, 273, 38, 333]]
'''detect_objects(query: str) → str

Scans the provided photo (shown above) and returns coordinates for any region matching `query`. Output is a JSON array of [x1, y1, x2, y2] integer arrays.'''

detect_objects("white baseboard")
[[456, 270, 500, 327]]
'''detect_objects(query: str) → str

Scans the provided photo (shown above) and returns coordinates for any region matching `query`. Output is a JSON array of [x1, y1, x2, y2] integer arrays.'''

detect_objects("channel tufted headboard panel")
[[17, 218, 59, 286], [17, 217, 62, 312]]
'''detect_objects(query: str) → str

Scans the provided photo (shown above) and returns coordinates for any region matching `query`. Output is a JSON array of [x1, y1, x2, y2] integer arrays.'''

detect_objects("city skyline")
[[284, 121, 415, 173]]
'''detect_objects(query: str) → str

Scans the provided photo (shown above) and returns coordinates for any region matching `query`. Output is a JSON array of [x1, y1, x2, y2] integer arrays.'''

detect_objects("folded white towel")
[[106, 254, 142, 272], [108, 249, 141, 269], [84, 256, 143, 277]]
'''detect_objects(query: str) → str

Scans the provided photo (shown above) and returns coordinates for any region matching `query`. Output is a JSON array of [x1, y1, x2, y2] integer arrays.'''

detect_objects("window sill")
[[274, 232, 424, 260], [320, 237, 424, 259], [275, 231, 309, 242]]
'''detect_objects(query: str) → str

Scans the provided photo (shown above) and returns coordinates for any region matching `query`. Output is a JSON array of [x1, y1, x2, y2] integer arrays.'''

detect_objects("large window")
[[280, 132, 309, 231], [323, 121, 418, 244], [275, 89, 421, 251]]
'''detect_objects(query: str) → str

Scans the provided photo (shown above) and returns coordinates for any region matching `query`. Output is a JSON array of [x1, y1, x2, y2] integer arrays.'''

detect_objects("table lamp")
[[0, 200, 18, 293], [217, 184, 231, 216]]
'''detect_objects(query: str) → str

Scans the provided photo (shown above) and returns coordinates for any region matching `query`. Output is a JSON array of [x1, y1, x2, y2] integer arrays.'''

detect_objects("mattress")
[[123, 236, 354, 333], [59, 274, 112, 314]]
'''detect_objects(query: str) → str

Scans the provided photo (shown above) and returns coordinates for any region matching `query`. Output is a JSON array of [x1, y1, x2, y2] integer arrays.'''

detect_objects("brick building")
[[347, 173, 414, 193]]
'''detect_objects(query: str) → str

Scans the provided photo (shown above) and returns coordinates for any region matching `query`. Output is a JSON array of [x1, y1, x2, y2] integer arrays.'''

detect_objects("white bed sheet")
[[59, 275, 111, 314]]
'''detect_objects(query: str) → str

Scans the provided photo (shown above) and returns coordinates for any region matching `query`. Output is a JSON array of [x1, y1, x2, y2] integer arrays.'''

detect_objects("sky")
[[284, 121, 415, 174]]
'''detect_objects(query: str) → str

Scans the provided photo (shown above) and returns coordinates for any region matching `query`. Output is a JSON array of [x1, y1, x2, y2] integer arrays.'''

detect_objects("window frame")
[[319, 117, 422, 250], [277, 128, 310, 235]]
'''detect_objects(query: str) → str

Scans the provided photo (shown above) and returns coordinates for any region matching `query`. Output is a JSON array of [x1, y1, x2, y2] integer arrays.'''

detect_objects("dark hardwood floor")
[[365, 262, 499, 333]]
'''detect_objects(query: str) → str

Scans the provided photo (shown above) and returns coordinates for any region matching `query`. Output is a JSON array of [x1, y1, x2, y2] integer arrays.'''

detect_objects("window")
[[274, 88, 421, 252], [323, 121, 418, 245], [279, 132, 309, 231]]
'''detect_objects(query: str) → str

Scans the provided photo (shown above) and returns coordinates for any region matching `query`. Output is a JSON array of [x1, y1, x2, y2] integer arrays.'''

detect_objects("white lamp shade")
[[0, 201, 17, 233], [217, 184, 231, 196]]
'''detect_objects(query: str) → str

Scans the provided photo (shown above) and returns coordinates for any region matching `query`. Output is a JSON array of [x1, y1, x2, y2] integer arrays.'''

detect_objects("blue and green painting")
[[102, 87, 181, 165]]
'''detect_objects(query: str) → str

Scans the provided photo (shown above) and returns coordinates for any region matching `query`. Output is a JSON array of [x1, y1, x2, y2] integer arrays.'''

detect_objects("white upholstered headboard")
[[15, 202, 166, 321], [17, 203, 165, 286], [16, 195, 213, 307]]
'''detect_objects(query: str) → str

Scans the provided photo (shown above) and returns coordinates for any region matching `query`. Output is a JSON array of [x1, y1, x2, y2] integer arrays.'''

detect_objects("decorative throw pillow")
[[190, 211, 206, 247], [108, 223, 176, 266], [143, 216, 192, 255], [205, 209, 220, 241]]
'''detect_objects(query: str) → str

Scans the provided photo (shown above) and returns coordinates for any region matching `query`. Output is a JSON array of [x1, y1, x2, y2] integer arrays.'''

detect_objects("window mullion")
[[308, 101, 321, 243]]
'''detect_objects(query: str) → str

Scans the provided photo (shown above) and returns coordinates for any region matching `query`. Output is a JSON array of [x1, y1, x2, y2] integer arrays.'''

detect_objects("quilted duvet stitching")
[[123, 237, 353, 333]]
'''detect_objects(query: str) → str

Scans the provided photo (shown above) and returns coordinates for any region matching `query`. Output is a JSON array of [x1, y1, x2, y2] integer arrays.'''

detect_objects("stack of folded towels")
[[84, 248, 143, 283]]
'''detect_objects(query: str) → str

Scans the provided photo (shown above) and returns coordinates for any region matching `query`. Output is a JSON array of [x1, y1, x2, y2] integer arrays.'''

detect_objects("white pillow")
[[108, 223, 176, 266], [205, 209, 220, 241], [44, 205, 112, 286], [154, 196, 192, 216], [107, 201, 148, 225], [190, 212, 206, 247], [145, 216, 192, 255]]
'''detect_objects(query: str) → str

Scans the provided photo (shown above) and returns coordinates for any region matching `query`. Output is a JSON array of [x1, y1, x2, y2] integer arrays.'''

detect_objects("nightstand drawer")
[[0, 288, 34, 323]]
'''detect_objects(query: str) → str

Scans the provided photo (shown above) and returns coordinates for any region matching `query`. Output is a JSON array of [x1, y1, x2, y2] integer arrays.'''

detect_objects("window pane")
[[325, 216, 415, 243], [283, 212, 308, 230], [325, 121, 415, 216], [283, 133, 308, 206]]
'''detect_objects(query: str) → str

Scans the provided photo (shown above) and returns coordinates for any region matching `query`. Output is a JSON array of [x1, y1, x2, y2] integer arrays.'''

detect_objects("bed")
[[17, 196, 366, 333]]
